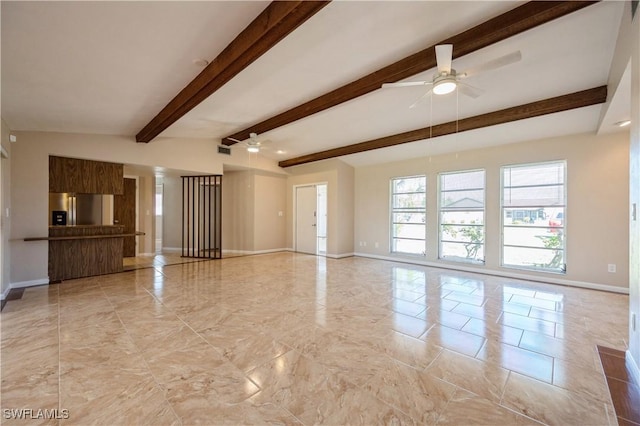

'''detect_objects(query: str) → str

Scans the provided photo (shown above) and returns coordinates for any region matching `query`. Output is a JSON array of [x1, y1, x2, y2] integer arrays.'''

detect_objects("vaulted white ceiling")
[[1, 1, 629, 168]]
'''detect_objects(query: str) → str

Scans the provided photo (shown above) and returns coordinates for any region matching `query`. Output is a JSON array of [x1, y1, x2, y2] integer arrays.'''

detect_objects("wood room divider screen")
[[181, 175, 222, 259]]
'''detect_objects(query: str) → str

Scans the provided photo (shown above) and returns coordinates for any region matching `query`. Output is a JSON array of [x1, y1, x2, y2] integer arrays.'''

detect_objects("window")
[[439, 169, 485, 263], [390, 175, 426, 255], [501, 161, 566, 273]]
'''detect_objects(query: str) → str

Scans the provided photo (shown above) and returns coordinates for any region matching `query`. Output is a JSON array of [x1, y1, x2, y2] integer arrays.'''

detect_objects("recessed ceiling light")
[[276, 150, 286, 155], [192, 58, 209, 67], [616, 120, 631, 127]]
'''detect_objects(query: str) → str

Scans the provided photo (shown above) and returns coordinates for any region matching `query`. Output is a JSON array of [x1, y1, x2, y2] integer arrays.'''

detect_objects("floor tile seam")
[[56, 283, 62, 417], [618, 415, 640, 426], [106, 304, 184, 425], [605, 374, 640, 388], [498, 373, 553, 426]]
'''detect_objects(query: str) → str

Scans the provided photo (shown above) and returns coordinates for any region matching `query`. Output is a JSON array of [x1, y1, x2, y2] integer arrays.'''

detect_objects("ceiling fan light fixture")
[[433, 78, 457, 95], [247, 146, 259, 153]]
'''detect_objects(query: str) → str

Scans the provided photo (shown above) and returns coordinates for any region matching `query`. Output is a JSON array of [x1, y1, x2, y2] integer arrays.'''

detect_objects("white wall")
[[628, 7, 640, 379], [1, 119, 12, 298], [354, 131, 630, 291]]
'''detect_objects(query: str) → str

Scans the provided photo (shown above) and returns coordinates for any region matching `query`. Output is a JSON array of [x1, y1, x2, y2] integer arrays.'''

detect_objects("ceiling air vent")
[[217, 145, 231, 156]]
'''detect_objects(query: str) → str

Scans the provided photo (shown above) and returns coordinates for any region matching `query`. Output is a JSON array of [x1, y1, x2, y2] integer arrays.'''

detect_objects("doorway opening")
[[155, 176, 163, 253], [295, 183, 327, 255]]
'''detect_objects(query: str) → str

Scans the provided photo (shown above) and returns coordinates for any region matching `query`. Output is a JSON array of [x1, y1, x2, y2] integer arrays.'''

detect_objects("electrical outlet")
[[374, 242, 379, 248], [363, 242, 367, 247], [607, 264, 616, 273]]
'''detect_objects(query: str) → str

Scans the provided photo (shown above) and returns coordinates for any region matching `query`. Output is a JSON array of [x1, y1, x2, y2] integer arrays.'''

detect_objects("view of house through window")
[[502, 161, 566, 272], [439, 169, 485, 263], [390, 175, 426, 255]]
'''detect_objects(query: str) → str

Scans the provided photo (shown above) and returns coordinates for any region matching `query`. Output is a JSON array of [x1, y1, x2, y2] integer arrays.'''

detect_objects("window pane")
[[503, 246, 565, 272], [393, 238, 425, 255], [392, 193, 426, 209], [439, 170, 485, 263], [441, 242, 484, 262], [441, 224, 484, 244], [501, 162, 566, 273], [440, 211, 484, 225], [503, 227, 563, 248], [392, 212, 425, 224], [393, 176, 426, 193], [393, 224, 425, 239]]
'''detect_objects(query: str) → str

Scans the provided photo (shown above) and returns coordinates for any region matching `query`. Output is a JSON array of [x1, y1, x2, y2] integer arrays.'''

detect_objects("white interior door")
[[296, 185, 317, 254]]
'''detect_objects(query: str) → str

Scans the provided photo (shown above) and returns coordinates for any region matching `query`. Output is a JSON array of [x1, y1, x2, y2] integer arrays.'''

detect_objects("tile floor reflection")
[[1, 252, 629, 425]]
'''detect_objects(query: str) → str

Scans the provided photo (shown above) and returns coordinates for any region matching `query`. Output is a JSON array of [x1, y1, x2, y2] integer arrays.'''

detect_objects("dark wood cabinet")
[[49, 156, 123, 194]]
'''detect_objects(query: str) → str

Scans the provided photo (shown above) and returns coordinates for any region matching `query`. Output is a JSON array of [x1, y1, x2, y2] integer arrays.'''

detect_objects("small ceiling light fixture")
[[616, 120, 631, 127], [192, 58, 209, 67], [276, 150, 286, 155], [432, 74, 457, 95], [247, 146, 259, 153]]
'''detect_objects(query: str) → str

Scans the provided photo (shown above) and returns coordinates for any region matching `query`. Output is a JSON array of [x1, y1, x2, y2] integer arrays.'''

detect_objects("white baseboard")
[[162, 247, 182, 254], [326, 252, 355, 259], [10, 278, 50, 289], [353, 252, 629, 294], [1, 285, 10, 300], [223, 248, 289, 256], [627, 350, 640, 386]]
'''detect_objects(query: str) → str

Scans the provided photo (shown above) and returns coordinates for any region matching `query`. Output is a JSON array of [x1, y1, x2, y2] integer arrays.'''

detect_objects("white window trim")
[[389, 175, 427, 257], [438, 168, 486, 265], [500, 160, 567, 274]]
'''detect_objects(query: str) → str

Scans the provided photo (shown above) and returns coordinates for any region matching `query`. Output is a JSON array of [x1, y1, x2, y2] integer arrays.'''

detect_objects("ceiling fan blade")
[[435, 44, 453, 74], [409, 89, 433, 109], [457, 82, 484, 99], [382, 81, 429, 88], [459, 50, 522, 79], [226, 137, 243, 143]]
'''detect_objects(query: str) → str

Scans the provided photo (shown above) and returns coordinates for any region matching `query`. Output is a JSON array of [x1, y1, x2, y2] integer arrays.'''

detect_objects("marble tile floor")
[[123, 252, 248, 272], [0, 252, 630, 425]]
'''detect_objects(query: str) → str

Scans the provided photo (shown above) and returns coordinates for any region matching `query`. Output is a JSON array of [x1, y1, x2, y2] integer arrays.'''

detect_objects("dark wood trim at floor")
[[597, 345, 640, 425]]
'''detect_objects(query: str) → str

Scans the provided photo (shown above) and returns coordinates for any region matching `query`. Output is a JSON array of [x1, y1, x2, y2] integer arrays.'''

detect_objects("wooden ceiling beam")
[[278, 86, 607, 168], [223, 1, 598, 145], [136, 1, 330, 143]]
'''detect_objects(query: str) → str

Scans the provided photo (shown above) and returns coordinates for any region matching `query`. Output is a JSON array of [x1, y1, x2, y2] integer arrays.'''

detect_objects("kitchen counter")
[[40, 225, 129, 282]]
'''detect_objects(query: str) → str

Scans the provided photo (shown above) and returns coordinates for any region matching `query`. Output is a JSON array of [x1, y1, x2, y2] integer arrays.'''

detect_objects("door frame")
[[293, 182, 327, 254]]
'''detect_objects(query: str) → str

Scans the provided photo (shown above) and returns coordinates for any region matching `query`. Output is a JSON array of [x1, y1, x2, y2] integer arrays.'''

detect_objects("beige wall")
[[1, 119, 12, 297], [254, 173, 287, 252], [629, 9, 640, 375], [161, 176, 183, 251], [222, 170, 286, 253], [354, 131, 630, 290], [286, 159, 355, 257], [222, 171, 255, 252]]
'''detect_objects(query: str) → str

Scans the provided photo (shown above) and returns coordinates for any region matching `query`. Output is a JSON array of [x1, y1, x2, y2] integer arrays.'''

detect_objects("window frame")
[[389, 175, 427, 256], [500, 160, 567, 274], [438, 168, 486, 264]]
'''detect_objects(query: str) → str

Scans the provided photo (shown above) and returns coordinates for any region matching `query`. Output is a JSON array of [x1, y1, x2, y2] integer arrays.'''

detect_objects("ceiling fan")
[[382, 44, 522, 104], [227, 132, 268, 153]]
